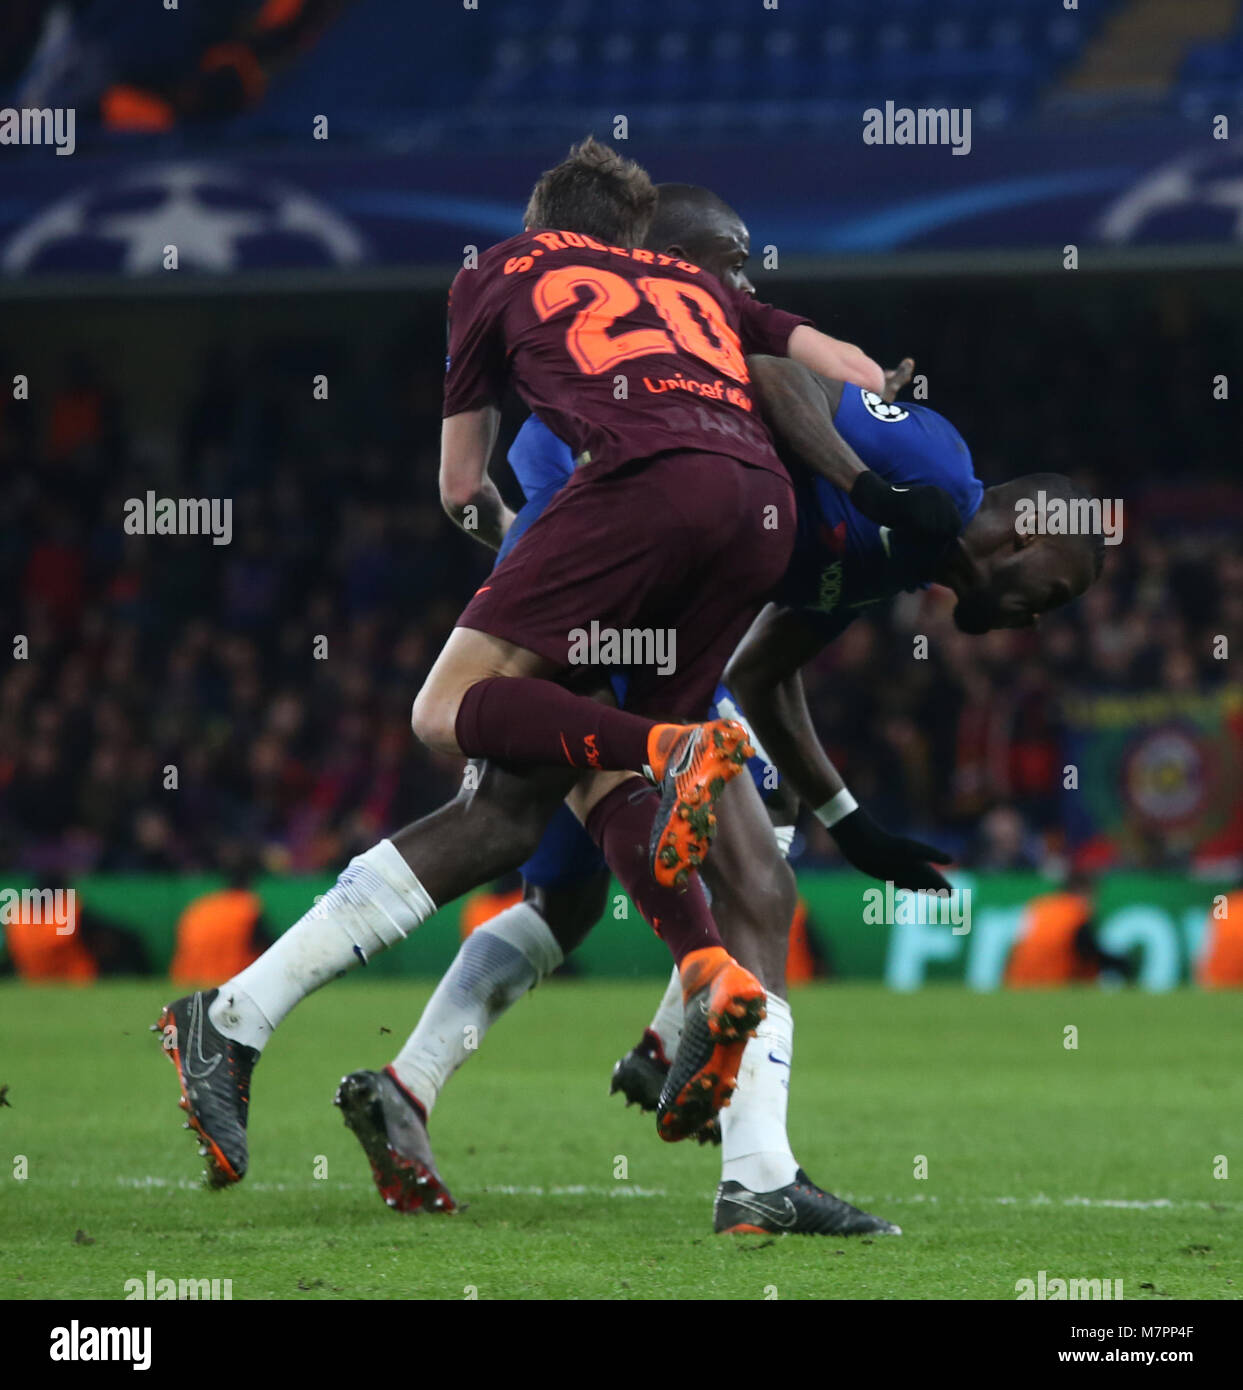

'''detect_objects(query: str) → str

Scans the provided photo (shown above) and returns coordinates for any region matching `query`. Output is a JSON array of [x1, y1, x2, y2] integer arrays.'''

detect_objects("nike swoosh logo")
[[725, 1192, 799, 1229], [768, 1052, 790, 1068], [184, 994, 223, 1080], [671, 731, 698, 777]]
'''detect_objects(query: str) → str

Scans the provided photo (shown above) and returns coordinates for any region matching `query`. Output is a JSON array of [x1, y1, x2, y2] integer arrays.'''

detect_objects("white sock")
[[209, 839, 436, 1051], [389, 901, 563, 1114], [647, 966, 684, 1061], [720, 993, 799, 1192]]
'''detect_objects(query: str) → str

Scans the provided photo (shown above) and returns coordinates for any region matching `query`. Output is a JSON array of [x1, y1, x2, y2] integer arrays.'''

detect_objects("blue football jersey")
[[777, 387, 984, 639], [500, 391, 983, 631], [507, 414, 575, 499]]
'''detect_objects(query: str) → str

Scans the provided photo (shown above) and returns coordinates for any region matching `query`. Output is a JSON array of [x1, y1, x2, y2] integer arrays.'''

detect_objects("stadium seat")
[[247, 0, 1130, 146]]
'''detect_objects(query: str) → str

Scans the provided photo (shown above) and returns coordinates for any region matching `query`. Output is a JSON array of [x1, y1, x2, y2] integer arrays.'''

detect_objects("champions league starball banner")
[[2, 121, 1243, 277]]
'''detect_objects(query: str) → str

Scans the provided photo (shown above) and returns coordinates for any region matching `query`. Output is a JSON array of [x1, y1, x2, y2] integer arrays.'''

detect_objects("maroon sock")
[[455, 676, 655, 772], [585, 780, 722, 966]]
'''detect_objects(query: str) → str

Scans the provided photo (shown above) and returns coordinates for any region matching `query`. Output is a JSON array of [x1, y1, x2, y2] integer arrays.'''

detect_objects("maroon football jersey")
[[443, 228, 811, 480]]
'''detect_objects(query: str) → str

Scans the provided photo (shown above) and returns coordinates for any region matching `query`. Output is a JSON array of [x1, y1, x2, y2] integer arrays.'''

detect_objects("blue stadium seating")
[[1175, 24, 1243, 118], [251, 0, 1130, 147]]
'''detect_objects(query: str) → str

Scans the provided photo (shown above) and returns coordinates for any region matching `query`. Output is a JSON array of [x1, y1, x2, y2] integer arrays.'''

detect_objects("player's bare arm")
[[748, 354, 862, 489], [439, 406, 515, 551], [726, 604, 952, 892], [725, 604, 840, 809], [787, 322, 886, 397]]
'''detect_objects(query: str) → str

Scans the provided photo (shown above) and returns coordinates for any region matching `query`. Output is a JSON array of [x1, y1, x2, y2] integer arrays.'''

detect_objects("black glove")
[[850, 470, 963, 546], [829, 806, 953, 892]]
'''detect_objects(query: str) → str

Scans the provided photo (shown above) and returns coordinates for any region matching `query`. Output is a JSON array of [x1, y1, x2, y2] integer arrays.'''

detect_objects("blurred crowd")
[[1, 338, 483, 876], [2, 277, 1240, 878]]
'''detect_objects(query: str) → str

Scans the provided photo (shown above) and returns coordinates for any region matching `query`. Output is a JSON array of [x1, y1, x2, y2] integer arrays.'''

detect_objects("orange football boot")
[[656, 946, 767, 1142], [646, 719, 754, 890]]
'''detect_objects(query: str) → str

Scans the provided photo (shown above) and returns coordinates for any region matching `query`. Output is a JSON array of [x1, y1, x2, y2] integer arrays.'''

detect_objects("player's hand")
[[829, 806, 953, 892], [882, 357, 915, 404], [849, 471, 962, 545]]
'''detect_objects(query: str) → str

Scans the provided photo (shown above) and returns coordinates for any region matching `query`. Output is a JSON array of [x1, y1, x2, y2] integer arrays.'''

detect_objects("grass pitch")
[[1, 980, 1239, 1301]]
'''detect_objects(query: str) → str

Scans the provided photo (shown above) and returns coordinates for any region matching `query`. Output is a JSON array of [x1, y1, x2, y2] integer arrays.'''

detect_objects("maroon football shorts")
[[456, 451, 795, 721]]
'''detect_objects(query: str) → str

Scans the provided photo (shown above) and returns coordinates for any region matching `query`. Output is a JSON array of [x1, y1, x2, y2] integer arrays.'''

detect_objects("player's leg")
[[608, 769, 901, 1235], [578, 458, 795, 1141], [338, 811, 611, 1212], [155, 759, 576, 1187], [373, 677, 774, 1178], [612, 674, 803, 1107], [700, 780, 804, 1197], [697, 782, 901, 1236], [332, 892, 568, 1215], [611, 768, 793, 1122], [561, 767, 766, 1142], [356, 776, 770, 1214], [412, 627, 655, 774], [422, 453, 792, 887], [358, 772, 771, 1210], [350, 777, 783, 1213], [351, 688, 620, 1144], [425, 636, 754, 892], [556, 441, 797, 972], [382, 810, 609, 1125], [340, 625, 761, 1203], [212, 759, 576, 1049]]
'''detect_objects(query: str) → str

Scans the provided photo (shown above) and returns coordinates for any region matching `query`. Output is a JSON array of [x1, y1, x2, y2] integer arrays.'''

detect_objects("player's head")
[[948, 473, 1104, 634], [523, 136, 658, 247], [645, 183, 754, 292]]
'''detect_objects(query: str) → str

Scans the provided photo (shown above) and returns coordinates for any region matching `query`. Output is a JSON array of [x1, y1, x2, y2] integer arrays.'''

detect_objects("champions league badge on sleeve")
[[860, 390, 908, 423]]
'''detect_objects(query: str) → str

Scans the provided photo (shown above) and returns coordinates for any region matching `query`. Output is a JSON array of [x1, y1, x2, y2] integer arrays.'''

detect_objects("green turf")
[[1, 981, 1239, 1300]]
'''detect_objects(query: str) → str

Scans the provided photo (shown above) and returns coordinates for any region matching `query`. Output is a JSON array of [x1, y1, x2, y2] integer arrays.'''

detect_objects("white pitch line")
[[112, 1177, 1239, 1211], [115, 1176, 363, 1192], [482, 1184, 667, 1198], [847, 1193, 1243, 1212], [114, 1176, 666, 1198]]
